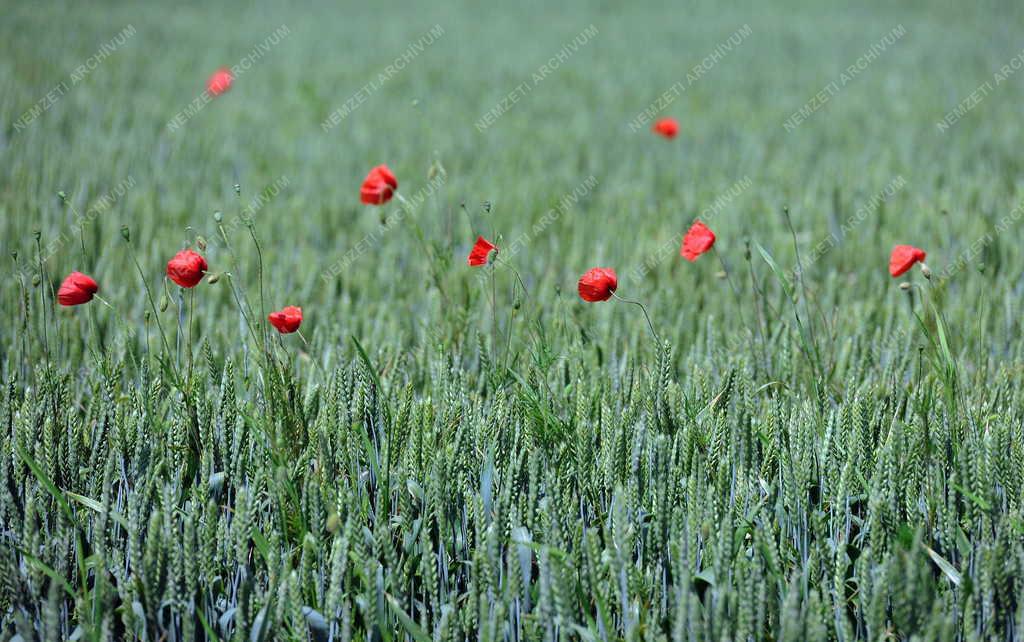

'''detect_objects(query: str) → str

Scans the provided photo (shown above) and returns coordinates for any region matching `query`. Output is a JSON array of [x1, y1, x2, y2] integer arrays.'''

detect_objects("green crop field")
[[3, 1, 1024, 640]]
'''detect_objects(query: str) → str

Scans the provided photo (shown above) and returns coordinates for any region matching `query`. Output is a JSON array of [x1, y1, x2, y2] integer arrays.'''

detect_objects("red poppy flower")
[[268, 306, 303, 334], [578, 267, 618, 302], [652, 117, 679, 139], [680, 220, 716, 261], [57, 271, 98, 306], [467, 236, 497, 266], [166, 249, 208, 288], [360, 164, 398, 205], [206, 67, 234, 96], [889, 245, 926, 277]]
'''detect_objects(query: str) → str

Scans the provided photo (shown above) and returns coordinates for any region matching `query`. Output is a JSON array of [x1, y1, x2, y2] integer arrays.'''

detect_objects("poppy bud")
[[144, 310, 151, 322], [234, 183, 241, 196], [207, 273, 220, 284], [120, 225, 130, 242], [32, 274, 41, 287], [899, 282, 911, 291], [166, 249, 208, 288], [978, 263, 987, 274], [482, 201, 492, 213], [11, 251, 17, 261], [428, 160, 446, 181], [213, 211, 223, 223], [57, 190, 67, 203], [159, 295, 169, 312], [716, 270, 727, 279], [196, 236, 207, 251], [33, 230, 41, 242], [920, 263, 931, 279]]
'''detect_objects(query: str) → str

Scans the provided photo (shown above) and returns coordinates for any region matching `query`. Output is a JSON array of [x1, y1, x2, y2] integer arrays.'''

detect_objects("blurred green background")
[[2, 0, 1023, 372]]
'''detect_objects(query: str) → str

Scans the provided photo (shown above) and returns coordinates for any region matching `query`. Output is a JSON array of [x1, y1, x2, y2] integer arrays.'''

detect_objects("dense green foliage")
[[3, 1, 1024, 640]]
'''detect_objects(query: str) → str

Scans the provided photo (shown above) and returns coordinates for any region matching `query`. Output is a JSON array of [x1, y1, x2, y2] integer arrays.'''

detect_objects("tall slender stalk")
[[122, 227, 179, 385], [610, 292, 659, 343]]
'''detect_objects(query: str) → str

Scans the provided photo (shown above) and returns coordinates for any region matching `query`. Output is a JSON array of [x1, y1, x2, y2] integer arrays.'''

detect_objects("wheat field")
[[3, 1, 1024, 640]]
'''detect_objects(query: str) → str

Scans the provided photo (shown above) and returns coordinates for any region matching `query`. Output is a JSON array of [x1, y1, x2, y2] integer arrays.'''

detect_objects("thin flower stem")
[[490, 265, 498, 355], [224, 273, 264, 356], [125, 240, 177, 382], [494, 256, 529, 297], [12, 255, 29, 380], [186, 288, 195, 393], [246, 223, 269, 356], [781, 206, 825, 367], [295, 330, 325, 375], [459, 202, 477, 238], [86, 299, 104, 364], [503, 304, 516, 372], [924, 277, 978, 436], [217, 223, 260, 343], [63, 194, 91, 265], [610, 292, 659, 343], [397, 192, 449, 304], [34, 237, 52, 368], [715, 246, 762, 359], [175, 287, 184, 369], [91, 294, 136, 357], [494, 256, 526, 372]]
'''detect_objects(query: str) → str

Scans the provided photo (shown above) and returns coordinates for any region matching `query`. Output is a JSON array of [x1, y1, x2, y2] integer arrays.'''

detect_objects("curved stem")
[[495, 256, 529, 297], [125, 241, 178, 384], [714, 246, 757, 354], [610, 292, 659, 343], [246, 225, 269, 356]]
